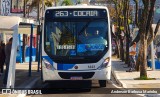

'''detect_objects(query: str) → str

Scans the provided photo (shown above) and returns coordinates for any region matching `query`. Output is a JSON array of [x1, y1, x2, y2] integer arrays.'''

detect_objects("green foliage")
[[61, 0, 73, 6], [128, 19, 132, 24], [29, 0, 58, 11], [120, 26, 124, 30], [113, 22, 117, 25], [45, 0, 53, 7], [140, 76, 148, 80], [120, 15, 124, 19]]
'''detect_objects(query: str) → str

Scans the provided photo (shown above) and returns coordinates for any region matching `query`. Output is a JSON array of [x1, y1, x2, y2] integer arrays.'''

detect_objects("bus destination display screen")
[[45, 9, 107, 19]]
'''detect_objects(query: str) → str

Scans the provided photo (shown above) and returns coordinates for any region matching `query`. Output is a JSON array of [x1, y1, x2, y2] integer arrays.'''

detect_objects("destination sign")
[[55, 10, 98, 17], [45, 9, 107, 18]]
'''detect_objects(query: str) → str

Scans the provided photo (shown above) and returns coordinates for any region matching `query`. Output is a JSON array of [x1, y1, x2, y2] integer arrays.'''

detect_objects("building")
[[0, 0, 38, 63], [0, 0, 36, 18]]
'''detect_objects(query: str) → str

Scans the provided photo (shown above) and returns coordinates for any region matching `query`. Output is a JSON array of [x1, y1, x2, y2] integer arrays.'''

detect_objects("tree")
[[61, 0, 73, 6], [112, 0, 125, 60], [122, 0, 132, 66], [29, 0, 58, 11], [138, 0, 155, 78], [111, 0, 133, 66], [111, 0, 160, 79], [132, 0, 160, 72], [132, 0, 159, 78], [27, 0, 58, 19], [132, 0, 141, 71]]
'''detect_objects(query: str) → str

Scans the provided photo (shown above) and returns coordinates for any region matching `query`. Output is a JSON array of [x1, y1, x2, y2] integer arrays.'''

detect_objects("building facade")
[[0, 0, 36, 18]]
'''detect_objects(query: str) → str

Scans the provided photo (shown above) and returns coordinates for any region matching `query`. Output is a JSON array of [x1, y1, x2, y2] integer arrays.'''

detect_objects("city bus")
[[41, 4, 112, 87]]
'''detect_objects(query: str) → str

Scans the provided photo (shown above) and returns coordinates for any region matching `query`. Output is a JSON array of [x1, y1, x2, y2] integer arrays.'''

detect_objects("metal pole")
[[37, 25, 42, 72], [151, 41, 155, 70], [36, 2, 40, 61], [23, 0, 26, 63], [29, 24, 34, 76]]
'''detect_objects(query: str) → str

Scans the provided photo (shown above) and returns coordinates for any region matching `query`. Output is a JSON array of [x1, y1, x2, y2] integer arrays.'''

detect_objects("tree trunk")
[[115, 39, 120, 58], [139, 35, 147, 78], [133, 0, 139, 27], [126, 31, 130, 66], [135, 50, 140, 71], [120, 38, 124, 61], [118, 19, 124, 61], [125, 0, 130, 66]]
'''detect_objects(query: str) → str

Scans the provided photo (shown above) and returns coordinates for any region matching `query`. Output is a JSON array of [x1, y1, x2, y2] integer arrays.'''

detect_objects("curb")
[[111, 68, 127, 88]]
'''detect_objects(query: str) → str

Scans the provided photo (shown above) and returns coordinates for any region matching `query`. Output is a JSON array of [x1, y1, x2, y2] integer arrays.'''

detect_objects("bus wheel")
[[99, 80, 106, 87]]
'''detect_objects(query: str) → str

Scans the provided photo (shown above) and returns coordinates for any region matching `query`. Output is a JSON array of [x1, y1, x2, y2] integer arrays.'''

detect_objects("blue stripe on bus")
[[42, 56, 76, 70], [57, 64, 75, 70], [42, 56, 53, 66]]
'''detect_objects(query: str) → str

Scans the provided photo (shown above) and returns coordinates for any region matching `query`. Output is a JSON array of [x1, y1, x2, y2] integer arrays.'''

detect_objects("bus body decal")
[[57, 64, 76, 70], [42, 56, 53, 66]]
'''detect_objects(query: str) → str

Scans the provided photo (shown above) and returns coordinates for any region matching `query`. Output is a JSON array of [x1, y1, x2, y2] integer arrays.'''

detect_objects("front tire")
[[99, 80, 106, 87]]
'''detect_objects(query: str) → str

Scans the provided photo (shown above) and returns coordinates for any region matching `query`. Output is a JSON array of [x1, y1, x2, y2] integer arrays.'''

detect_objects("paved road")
[[26, 74, 143, 97]]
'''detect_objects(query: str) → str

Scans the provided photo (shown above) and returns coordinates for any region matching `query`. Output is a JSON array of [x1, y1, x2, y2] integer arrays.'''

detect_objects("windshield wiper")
[[78, 21, 91, 35]]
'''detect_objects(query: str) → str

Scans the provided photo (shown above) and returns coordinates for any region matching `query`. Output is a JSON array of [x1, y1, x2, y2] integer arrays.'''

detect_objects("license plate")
[[70, 76, 83, 80]]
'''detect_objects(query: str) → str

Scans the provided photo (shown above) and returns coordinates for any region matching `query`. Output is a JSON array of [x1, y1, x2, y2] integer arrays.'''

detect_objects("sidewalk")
[[111, 57, 160, 89], [0, 62, 41, 97]]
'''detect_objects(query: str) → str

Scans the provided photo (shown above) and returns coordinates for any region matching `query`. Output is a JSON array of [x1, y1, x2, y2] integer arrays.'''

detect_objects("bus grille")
[[58, 72, 95, 79]]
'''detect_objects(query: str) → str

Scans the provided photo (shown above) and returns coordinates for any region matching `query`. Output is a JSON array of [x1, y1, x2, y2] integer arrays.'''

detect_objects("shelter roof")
[[0, 16, 38, 33]]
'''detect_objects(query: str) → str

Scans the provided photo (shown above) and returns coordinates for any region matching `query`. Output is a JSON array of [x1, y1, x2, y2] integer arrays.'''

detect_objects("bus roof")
[[46, 5, 108, 10]]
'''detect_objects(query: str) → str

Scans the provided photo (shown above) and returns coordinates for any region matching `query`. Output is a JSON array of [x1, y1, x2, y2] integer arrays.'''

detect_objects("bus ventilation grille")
[[58, 72, 95, 79]]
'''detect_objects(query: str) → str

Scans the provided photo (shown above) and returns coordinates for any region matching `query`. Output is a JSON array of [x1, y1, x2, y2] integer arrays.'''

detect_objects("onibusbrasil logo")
[[2, 89, 42, 94]]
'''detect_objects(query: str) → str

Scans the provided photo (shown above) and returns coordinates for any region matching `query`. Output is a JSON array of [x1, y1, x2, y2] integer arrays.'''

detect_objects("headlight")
[[43, 58, 56, 70], [97, 57, 110, 70]]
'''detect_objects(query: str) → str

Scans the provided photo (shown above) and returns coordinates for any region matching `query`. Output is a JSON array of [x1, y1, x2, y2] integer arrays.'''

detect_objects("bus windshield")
[[45, 19, 108, 56], [44, 9, 109, 63]]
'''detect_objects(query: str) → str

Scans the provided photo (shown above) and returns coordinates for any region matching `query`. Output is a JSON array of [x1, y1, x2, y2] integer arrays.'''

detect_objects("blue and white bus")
[[41, 5, 111, 87]]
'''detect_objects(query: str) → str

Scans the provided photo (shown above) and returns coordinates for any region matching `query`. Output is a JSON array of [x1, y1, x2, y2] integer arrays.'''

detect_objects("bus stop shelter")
[[0, 16, 38, 88]]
